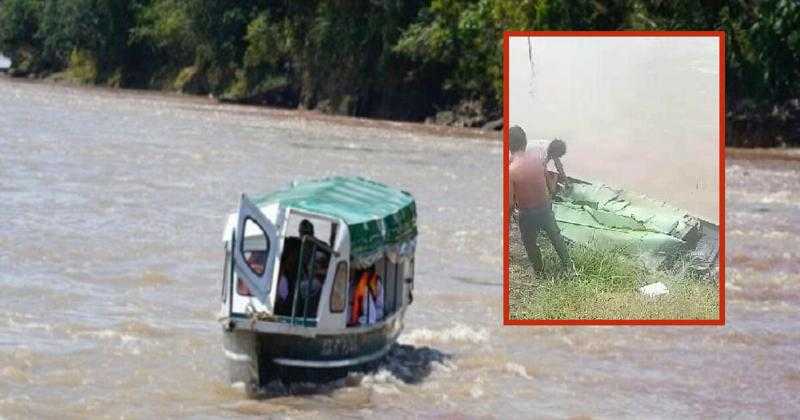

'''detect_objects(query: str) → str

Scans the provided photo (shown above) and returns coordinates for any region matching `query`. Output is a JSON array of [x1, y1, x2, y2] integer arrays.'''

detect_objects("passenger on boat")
[[348, 268, 383, 326], [528, 137, 568, 189], [294, 219, 333, 317], [295, 268, 324, 317], [297, 219, 317, 274], [237, 251, 265, 295], [274, 244, 298, 315], [299, 219, 315, 238], [366, 272, 384, 324], [245, 250, 266, 273], [509, 125, 572, 273]]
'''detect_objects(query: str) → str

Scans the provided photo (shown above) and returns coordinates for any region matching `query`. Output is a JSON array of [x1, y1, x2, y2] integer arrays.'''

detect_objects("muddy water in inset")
[[1, 78, 798, 418]]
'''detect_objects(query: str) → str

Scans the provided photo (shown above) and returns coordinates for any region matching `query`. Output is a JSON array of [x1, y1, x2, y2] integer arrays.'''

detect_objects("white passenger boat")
[[219, 177, 417, 392]]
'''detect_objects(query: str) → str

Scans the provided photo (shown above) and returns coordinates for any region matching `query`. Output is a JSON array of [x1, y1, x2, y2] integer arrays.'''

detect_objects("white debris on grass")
[[504, 362, 532, 380], [639, 282, 669, 297]]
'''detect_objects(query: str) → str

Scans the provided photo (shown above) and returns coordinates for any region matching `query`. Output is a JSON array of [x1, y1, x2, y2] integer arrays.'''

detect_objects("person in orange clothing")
[[348, 268, 383, 326], [349, 270, 370, 326]]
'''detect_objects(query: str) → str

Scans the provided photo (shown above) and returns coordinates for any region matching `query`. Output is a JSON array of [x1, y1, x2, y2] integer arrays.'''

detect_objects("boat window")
[[330, 261, 348, 313], [394, 261, 402, 307], [284, 214, 334, 247], [384, 260, 397, 315], [376, 258, 387, 318], [403, 258, 414, 305], [241, 217, 269, 276], [347, 259, 391, 327]]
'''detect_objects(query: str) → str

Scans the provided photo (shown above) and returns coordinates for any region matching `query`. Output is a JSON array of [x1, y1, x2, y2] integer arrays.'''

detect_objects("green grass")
[[509, 219, 719, 320]]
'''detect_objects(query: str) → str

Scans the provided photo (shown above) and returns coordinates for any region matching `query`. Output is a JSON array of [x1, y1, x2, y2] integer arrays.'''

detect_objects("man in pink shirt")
[[509, 125, 571, 273]]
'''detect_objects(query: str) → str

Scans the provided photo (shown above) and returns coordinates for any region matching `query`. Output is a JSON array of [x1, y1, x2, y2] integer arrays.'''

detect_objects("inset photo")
[[503, 32, 724, 324]]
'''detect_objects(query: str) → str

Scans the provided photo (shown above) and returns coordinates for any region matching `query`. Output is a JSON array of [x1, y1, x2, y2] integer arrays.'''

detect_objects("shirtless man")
[[509, 125, 571, 273]]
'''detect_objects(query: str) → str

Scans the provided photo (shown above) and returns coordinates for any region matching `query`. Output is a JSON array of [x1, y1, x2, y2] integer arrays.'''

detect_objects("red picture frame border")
[[502, 31, 726, 326]]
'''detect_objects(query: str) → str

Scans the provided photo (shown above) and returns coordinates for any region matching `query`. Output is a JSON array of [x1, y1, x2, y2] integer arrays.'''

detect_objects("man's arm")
[[553, 157, 567, 183], [302, 234, 339, 257]]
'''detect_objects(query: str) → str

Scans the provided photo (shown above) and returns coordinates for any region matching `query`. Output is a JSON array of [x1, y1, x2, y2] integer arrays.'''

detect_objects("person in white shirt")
[[526, 137, 568, 187]]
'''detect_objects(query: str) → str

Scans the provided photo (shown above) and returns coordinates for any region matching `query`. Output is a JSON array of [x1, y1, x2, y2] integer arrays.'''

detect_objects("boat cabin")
[[220, 177, 417, 333]]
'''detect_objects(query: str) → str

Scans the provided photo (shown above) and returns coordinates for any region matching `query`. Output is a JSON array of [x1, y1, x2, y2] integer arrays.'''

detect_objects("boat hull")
[[546, 175, 720, 275], [223, 314, 403, 389]]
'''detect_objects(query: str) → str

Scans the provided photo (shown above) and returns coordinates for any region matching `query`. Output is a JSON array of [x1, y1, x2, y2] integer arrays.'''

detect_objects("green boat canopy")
[[253, 177, 417, 267]]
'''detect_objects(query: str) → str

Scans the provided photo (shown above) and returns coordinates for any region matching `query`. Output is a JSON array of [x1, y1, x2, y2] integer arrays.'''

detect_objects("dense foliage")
[[1, 0, 798, 145]]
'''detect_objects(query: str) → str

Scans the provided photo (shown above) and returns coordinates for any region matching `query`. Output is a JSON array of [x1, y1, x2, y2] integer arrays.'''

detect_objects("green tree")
[[0, 0, 44, 73]]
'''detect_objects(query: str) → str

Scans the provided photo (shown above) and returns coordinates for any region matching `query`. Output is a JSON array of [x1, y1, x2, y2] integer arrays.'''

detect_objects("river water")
[[1, 78, 798, 418]]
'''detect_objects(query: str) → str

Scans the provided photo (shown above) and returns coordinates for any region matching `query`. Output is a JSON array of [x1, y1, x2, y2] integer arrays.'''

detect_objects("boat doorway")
[[274, 211, 338, 322]]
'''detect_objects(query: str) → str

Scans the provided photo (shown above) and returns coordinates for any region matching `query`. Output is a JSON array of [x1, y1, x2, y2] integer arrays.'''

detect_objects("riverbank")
[[0, 75, 499, 141], [727, 147, 800, 162], [727, 100, 800, 147]]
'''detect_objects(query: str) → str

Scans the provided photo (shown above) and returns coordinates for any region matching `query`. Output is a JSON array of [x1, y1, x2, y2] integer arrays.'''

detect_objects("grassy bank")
[[509, 219, 719, 320]]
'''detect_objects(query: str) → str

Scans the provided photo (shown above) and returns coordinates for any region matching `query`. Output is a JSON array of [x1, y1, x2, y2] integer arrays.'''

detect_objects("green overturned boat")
[[219, 177, 416, 392], [550, 177, 719, 275]]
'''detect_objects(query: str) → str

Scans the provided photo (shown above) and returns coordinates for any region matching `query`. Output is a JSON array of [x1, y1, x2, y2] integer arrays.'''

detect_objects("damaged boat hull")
[[550, 176, 719, 275]]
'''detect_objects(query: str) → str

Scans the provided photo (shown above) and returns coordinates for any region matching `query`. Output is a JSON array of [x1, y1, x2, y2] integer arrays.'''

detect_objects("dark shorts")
[[518, 203, 571, 270]]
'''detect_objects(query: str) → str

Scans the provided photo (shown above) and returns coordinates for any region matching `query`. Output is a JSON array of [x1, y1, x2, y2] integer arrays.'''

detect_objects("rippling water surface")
[[1, 78, 798, 418]]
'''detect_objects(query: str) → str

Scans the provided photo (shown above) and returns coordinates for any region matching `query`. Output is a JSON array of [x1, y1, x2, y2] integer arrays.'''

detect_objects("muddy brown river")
[[1, 78, 798, 418]]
